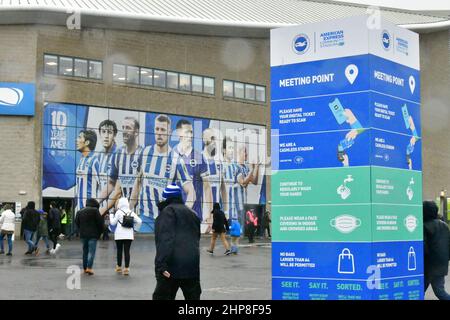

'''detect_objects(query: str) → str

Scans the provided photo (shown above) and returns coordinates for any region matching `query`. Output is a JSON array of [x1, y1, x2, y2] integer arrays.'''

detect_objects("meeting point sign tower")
[[270, 16, 423, 300]]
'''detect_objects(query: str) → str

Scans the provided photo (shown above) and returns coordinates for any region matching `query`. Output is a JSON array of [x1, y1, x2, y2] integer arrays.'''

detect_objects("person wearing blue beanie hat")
[[162, 184, 182, 199]]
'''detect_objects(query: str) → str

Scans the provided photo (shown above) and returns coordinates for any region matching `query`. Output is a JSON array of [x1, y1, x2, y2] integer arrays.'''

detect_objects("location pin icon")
[[409, 76, 416, 94], [345, 64, 359, 85]]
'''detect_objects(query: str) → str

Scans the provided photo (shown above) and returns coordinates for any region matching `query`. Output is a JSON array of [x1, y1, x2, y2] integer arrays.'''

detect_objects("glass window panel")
[[44, 55, 58, 75], [74, 58, 88, 77], [167, 72, 178, 89], [192, 76, 202, 93], [153, 69, 166, 88], [204, 77, 214, 95], [59, 57, 73, 76], [223, 80, 233, 97], [113, 64, 126, 83], [179, 73, 191, 91], [234, 82, 244, 99], [89, 60, 102, 79], [245, 84, 256, 100], [256, 86, 266, 102], [127, 65, 140, 84], [140, 68, 153, 86]]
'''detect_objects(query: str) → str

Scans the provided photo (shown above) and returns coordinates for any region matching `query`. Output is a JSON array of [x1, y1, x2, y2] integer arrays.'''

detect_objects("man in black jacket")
[[22, 201, 40, 255], [423, 200, 450, 300], [153, 184, 201, 300], [75, 198, 104, 275], [48, 201, 62, 254]]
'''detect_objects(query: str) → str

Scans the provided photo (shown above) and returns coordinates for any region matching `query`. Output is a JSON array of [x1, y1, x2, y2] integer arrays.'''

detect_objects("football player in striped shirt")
[[75, 129, 101, 212], [202, 128, 226, 228], [222, 136, 242, 220], [235, 143, 259, 225], [173, 119, 212, 221], [129, 115, 176, 229], [99, 117, 143, 215], [96, 120, 118, 200]]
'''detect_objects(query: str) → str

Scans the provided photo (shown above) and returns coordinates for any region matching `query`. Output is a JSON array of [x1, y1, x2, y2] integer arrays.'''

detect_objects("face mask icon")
[[404, 215, 418, 233], [330, 215, 361, 234]]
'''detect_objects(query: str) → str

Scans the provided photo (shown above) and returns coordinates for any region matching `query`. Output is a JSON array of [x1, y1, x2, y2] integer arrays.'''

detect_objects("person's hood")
[[26, 201, 35, 210], [117, 197, 130, 212], [423, 200, 438, 222], [2, 209, 14, 216]]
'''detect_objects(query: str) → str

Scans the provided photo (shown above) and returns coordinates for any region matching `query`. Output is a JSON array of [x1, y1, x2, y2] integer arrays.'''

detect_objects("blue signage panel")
[[274, 130, 371, 170], [369, 55, 420, 103], [369, 92, 421, 137], [271, 92, 370, 135], [370, 129, 422, 170], [271, 55, 370, 101], [0, 83, 35, 116]]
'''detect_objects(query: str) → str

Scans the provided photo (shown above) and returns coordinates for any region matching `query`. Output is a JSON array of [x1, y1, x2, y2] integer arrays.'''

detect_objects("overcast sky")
[[333, 0, 450, 11]]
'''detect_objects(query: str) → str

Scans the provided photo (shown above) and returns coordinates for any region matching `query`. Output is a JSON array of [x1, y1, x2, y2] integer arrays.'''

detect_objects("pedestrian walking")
[[22, 201, 40, 255], [109, 197, 142, 276], [153, 184, 202, 300], [0, 204, 16, 256], [48, 201, 62, 254], [245, 209, 258, 243], [206, 203, 231, 255], [75, 198, 104, 275], [34, 210, 51, 255], [423, 200, 450, 300], [229, 218, 241, 255], [263, 210, 271, 238]]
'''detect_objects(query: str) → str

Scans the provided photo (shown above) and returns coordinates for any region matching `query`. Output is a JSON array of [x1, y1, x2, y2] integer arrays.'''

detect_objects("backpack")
[[119, 210, 134, 229]]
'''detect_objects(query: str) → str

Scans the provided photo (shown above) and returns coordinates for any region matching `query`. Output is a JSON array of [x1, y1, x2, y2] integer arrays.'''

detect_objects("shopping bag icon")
[[408, 247, 417, 271], [338, 248, 355, 274]]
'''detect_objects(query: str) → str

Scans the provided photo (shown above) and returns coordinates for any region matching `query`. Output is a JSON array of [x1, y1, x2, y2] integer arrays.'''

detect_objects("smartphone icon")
[[329, 98, 347, 125], [402, 104, 410, 129]]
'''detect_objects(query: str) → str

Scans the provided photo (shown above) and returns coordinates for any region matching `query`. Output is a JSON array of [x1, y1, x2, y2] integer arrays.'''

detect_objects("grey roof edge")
[[0, 2, 448, 37]]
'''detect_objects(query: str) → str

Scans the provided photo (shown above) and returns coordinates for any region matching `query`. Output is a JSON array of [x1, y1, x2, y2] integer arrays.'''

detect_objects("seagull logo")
[[293, 34, 310, 55], [0, 88, 24, 106]]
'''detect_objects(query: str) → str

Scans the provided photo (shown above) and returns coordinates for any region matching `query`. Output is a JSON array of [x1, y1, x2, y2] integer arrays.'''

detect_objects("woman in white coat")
[[0, 204, 16, 255], [110, 197, 142, 276]]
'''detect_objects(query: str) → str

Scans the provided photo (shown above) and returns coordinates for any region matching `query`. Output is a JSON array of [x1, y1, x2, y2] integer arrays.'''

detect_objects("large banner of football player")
[[42, 103, 266, 233]]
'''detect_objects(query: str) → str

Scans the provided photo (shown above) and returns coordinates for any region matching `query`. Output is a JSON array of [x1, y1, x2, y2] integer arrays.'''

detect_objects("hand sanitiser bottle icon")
[[408, 247, 417, 271]]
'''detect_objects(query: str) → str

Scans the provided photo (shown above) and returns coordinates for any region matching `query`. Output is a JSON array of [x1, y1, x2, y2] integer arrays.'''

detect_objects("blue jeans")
[[0, 233, 13, 253], [35, 235, 50, 249], [24, 229, 36, 252], [81, 238, 97, 270], [425, 276, 450, 300]]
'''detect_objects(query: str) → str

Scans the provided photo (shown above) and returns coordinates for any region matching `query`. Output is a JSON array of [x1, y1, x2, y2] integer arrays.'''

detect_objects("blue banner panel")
[[370, 92, 421, 137], [272, 276, 423, 300], [369, 54, 420, 103], [272, 242, 372, 279], [273, 130, 370, 170], [0, 83, 35, 116], [370, 129, 422, 170], [271, 55, 370, 101], [271, 92, 370, 135]]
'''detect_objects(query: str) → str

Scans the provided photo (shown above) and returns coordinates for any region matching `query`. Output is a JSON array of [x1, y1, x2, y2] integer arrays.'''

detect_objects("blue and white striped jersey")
[[97, 143, 117, 191], [202, 150, 223, 205], [174, 146, 209, 220], [222, 161, 242, 220], [236, 164, 250, 211], [75, 151, 101, 211], [139, 145, 176, 219], [109, 145, 144, 199]]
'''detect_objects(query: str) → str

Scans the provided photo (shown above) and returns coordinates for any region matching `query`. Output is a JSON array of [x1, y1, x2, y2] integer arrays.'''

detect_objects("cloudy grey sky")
[[332, 0, 450, 11]]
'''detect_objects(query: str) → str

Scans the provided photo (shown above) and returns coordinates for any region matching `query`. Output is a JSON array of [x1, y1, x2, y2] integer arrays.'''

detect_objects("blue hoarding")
[[0, 83, 35, 116]]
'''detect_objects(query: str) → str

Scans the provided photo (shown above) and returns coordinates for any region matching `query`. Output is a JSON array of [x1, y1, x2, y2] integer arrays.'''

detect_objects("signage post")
[[270, 16, 422, 300]]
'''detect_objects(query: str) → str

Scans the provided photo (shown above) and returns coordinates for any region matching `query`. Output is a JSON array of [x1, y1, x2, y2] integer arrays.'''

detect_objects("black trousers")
[[49, 229, 60, 249], [116, 240, 132, 268], [153, 275, 201, 300]]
